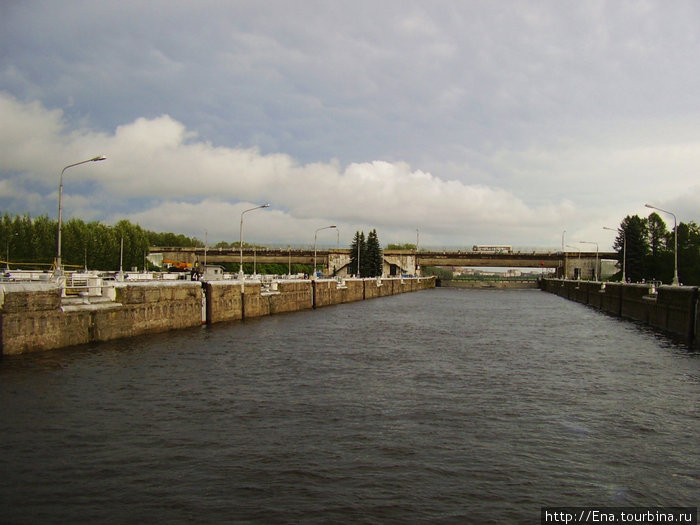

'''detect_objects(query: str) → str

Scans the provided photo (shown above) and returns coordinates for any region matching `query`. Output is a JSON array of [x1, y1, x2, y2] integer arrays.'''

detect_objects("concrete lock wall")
[[541, 279, 699, 346], [207, 277, 436, 321], [0, 284, 88, 355], [0, 282, 203, 355], [1, 277, 436, 355], [94, 282, 203, 343], [312, 279, 364, 308]]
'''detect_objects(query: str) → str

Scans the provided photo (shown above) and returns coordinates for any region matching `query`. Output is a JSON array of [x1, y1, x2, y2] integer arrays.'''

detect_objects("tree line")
[[1, 212, 201, 272], [0, 211, 389, 277], [612, 212, 699, 285]]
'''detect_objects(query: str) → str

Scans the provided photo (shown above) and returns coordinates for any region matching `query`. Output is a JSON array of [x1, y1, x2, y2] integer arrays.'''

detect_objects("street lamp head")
[[644, 203, 653, 209], [91, 156, 107, 162], [262, 203, 270, 208]]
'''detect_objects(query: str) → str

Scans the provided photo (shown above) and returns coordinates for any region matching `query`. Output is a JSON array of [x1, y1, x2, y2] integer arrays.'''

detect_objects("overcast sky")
[[1, 1, 699, 250]]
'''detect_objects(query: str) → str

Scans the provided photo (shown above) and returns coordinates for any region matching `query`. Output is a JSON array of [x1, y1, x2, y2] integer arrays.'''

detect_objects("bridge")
[[149, 247, 616, 280]]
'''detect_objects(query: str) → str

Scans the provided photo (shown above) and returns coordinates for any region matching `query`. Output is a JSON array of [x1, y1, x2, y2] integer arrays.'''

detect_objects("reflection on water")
[[1, 289, 698, 523]]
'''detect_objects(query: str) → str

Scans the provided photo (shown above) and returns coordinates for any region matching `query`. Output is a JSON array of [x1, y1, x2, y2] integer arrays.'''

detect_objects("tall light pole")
[[6, 232, 18, 270], [645, 203, 679, 285], [119, 233, 124, 280], [561, 230, 566, 251], [239, 204, 269, 277], [603, 226, 626, 283], [56, 156, 106, 275], [579, 241, 599, 281], [314, 225, 336, 277]]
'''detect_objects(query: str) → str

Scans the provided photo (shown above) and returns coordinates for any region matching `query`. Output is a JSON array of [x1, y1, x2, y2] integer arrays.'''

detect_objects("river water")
[[0, 288, 697, 524]]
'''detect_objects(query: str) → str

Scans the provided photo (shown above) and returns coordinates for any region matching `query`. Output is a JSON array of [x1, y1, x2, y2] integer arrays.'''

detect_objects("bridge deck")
[[150, 247, 613, 269]]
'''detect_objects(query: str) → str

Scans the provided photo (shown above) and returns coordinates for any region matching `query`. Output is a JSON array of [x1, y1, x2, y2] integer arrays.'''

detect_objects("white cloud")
[[1, 2, 700, 251], [0, 92, 587, 248]]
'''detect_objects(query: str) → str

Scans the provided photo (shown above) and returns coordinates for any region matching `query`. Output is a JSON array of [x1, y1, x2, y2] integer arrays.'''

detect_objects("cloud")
[[0, 92, 584, 247], [2, 2, 700, 251]]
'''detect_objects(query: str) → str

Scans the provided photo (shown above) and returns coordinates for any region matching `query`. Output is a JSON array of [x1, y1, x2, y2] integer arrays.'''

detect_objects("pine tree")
[[647, 212, 668, 256], [365, 229, 383, 277], [349, 231, 366, 277]]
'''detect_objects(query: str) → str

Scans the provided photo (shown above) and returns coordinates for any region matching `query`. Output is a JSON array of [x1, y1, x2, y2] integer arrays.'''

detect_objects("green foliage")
[[349, 231, 365, 276], [614, 214, 700, 285], [615, 215, 649, 283], [677, 221, 700, 285], [387, 243, 416, 250], [365, 229, 383, 277], [0, 210, 202, 271], [221, 262, 313, 275], [422, 266, 453, 279], [647, 212, 667, 256], [349, 229, 383, 277], [147, 230, 204, 247]]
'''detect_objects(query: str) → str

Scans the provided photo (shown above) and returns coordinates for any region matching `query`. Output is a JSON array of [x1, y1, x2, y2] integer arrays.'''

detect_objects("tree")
[[0, 210, 209, 271], [646, 212, 668, 255], [365, 229, 383, 277], [349, 231, 366, 277], [617, 215, 649, 283], [422, 266, 453, 280], [643, 212, 671, 281], [677, 221, 700, 285]]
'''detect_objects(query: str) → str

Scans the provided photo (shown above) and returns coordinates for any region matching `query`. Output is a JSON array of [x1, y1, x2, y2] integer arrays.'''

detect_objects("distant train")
[[472, 245, 513, 254]]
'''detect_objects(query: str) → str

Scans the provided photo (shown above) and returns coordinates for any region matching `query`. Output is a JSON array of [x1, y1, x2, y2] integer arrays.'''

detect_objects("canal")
[[0, 288, 697, 523]]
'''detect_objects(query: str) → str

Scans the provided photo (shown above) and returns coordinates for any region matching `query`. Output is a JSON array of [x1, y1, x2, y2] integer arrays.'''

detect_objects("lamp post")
[[566, 245, 581, 280], [561, 230, 566, 251], [56, 156, 106, 275], [603, 226, 626, 283], [579, 241, 599, 281], [6, 232, 18, 270], [239, 203, 269, 278], [119, 233, 124, 280], [314, 225, 337, 277], [645, 203, 679, 285]]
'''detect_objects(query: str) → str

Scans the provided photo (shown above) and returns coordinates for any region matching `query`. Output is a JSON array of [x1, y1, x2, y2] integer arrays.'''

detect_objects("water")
[[0, 288, 697, 524]]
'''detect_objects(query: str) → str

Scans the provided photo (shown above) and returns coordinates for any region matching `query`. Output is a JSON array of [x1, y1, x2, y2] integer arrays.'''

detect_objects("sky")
[[1, 1, 699, 251]]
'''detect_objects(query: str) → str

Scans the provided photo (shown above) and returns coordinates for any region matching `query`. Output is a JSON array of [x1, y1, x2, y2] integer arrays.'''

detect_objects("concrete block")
[[0, 283, 61, 313]]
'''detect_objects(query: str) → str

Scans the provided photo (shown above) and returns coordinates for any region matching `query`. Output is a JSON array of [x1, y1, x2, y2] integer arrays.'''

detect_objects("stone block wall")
[[242, 282, 268, 319], [2, 277, 436, 354], [0, 284, 82, 355], [1, 308, 93, 355], [93, 282, 202, 343], [269, 281, 313, 314], [599, 283, 622, 316], [313, 279, 364, 308], [1, 282, 202, 355], [541, 279, 699, 346], [652, 286, 697, 338], [206, 281, 243, 324], [620, 284, 657, 324]]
